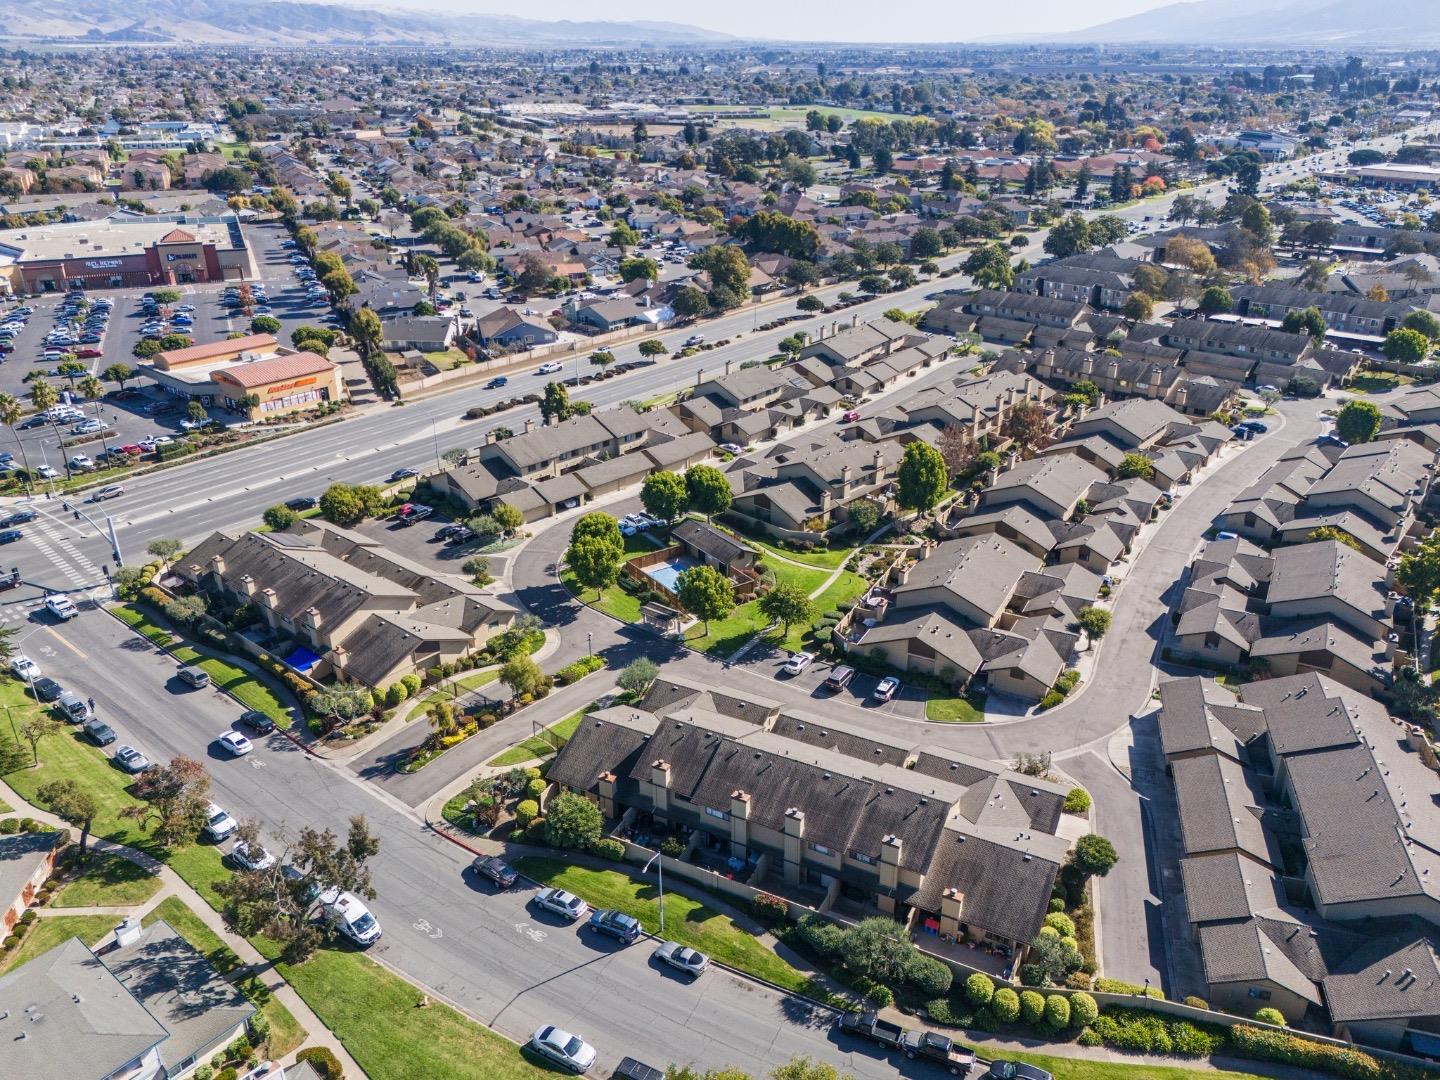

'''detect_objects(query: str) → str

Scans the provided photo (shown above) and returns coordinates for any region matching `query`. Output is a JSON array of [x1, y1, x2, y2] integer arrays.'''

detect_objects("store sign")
[[83, 259, 122, 269], [166, 252, 198, 262], [265, 376, 318, 395]]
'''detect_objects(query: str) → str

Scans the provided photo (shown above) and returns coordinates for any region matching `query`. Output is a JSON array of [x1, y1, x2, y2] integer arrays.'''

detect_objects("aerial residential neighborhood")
[[6, 5, 1440, 1080]]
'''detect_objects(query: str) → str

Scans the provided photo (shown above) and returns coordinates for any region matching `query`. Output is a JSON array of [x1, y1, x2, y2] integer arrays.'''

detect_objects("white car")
[[9, 655, 39, 680], [529, 1025, 597, 1074], [44, 596, 79, 620], [533, 887, 589, 921], [319, 887, 382, 945], [217, 730, 253, 756], [654, 940, 710, 978], [231, 840, 276, 872], [138, 435, 173, 451], [684, 334, 704, 347], [202, 802, 239, 841], [67, 455, 93, 471], [73, 419, 105, 435], [782, 651, 814, 676], [89, 484, 125, 501], [873, 676, 901, 703], [537, 361, 564, 375]]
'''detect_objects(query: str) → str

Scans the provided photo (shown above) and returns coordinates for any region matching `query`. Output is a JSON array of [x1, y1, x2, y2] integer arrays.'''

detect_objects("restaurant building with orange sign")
[[143, 333, 343, 419]]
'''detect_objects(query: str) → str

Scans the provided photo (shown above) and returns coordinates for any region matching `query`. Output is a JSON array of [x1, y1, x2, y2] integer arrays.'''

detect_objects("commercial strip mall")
[[0, 215, 254, 293], [145, 333, 343, 420]]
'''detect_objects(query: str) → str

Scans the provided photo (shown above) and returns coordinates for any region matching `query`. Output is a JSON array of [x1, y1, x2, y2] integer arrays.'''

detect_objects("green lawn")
[[682, 600, 772, 657], [415, 668, 501, 717], [50, 850, 163, 908], [749, 535, 857, 570], [515, 857, 813, 996], [766, 559, 830, 597], [144, 896, 305, 1057], [0, 914, 117, 972], [252, 938, 553, 1080], [561, 567, 644, 623], [926, 695, 986, 723], [1002, 1053, 1270, 1080], [112, 603, 294, 729], [1349, 371, 1415, 394], [488, 705, 590, 766]]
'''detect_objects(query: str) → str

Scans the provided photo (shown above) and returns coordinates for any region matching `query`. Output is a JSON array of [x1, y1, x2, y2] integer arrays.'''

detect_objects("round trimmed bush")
[[1037, 924, 1059, 940], [514, 800, 539, 828], [1183, 995, 1210, 1009], [1064, 786, 1092, 814], [525, 778, 546, 799], [992, 987, 1021, 1024], [1048, 897, 1065, 913], [1043, 911, 1075, 938], [1078, 1028, 1102, 1047], [906, 955, 952, 998], [1253, 1007, 1286, 1027], [1019, 989, 1045, 1026], [964, 972, 994, 1006], [1069, 991, 1098, 1026], [1045, 994, 1070, 1028], [866, 983, 894, 1007], [295, 1046, 343, 1080], [587, 838, 625, 861]]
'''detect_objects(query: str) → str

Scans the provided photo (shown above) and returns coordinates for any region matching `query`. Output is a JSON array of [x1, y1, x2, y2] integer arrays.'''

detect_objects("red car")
[[118, 444, 145, 456], [842, 410, 862, 423], [73, 348, 103, 359]]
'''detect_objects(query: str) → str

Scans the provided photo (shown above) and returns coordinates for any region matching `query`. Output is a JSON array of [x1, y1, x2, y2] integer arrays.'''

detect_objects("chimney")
[[725, 358, 732, 376], [261, 587, 279, 610], [113, 917, 142, 949], [840, 463, 853, 495], [1175, 385, 1189, 410], [872, 447, 884, 479], [239, 573, 256, 598], [331, 645, 347, 673], [209, 554, 226, 577], [524, 417, 535, 434]]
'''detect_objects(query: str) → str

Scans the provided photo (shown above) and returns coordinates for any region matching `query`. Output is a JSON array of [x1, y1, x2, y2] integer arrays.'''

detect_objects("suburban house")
[[0, 918, 256, 1080], [546, 677, 1071, 956], [176, 520, 515, 690], [1158, 672, 1440, 1054], [727, 433, 904, 538], [473, 307, 559, 349], [0, 831, 63, 933], [379, 314, 457, 353]]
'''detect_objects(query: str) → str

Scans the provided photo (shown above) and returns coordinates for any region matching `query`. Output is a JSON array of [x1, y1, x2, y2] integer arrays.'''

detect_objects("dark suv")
[[31, 677, 63, 702], [586, 909, 642, 943], [471, 855, 518, 889], [238, 709, 276, 735]]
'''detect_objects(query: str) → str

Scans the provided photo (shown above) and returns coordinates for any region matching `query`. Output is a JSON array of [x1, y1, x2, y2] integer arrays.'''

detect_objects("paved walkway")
[[0, 794, 364, 1078]]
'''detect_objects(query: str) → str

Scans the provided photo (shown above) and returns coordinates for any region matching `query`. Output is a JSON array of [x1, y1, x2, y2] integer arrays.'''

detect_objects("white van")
[[319, 887, 382, 946]]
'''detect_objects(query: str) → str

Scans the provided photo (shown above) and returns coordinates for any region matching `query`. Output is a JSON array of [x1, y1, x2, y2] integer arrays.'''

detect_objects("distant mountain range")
[[0, 0, 734, 46], [1060, 0, 1440, 46]]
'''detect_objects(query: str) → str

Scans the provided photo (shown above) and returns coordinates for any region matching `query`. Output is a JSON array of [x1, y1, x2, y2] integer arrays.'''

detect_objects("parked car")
[[217, 730, 253, 756], [10, 655, 39, 680], [987, 1062, 1051, 1080], [528, 1026, 596, 1074], [872, 676, 901, 703], [31, 677, 64, 702], [782, 651, 814, 676], [823, 665, 856, 691], [231, 841, 277, 872], [319, 887, 382, 945], [113, 745, 151, 774], [899, 1031, 976, 1075], [587, 909, 642, 943], [55, 691, 89, 723], [471, 855, 519, 888], [718, 443, 745, 455], [838, 1010, 907, 1048], [177, 665, 211, 689], [841, 410, 862, 423], [202, 802, 238, 841], [84, 719, 117, 746], [533, 887, 589, 921], [396, 503, 433, 525], [238, 709, 276, 735], [653, 940, 709, 978]]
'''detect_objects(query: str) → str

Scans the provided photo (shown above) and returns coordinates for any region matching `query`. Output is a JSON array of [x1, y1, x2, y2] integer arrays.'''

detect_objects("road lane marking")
[[46, 625, 87, 659]]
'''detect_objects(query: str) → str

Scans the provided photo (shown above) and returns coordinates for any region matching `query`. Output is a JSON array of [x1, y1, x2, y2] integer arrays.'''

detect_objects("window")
[[810, 842, 833, 856], [1248, 988, 1272, 1001], [704, 807, 730, 821], [851, 850, 876, 865]]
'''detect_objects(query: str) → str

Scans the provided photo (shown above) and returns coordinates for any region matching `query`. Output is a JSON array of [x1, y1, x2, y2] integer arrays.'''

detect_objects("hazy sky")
[[363, 0, 1184, 43]]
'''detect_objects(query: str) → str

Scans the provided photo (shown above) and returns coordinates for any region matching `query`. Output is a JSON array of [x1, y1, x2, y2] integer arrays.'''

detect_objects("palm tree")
[[415, 254, 440, 298], [0, 394, 33, 491], [29, 381, 57, 413], [78, 375, 104, 402]]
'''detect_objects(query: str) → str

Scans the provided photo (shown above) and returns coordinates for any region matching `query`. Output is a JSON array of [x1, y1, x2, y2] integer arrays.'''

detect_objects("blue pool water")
[[645, 557, 697, 592]]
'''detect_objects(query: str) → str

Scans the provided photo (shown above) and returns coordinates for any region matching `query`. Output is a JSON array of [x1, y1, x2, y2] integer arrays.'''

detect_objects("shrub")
[[1019, 989, 1045, 1026], [752, 891, 789, 927], [906, 954, 952, 998], [247, 1011, 270, 1047], [1078, 1028, 1102, 1047], [217, 1070, 238, 1080], [1092, 977, 1162, 998], [514, 799, 539, 828], [0, 819, 16, 834], [1069, 991, 1098, 1026], [1055, 669, 1080, 694], [1183, 995, 1210, 1009], [991, 988, 1020, 1023], [1228, 1024, 1395, 1079], [964, 972, 994, 1006], [295, 1046, 344, 1080], [1065, 971, 1093, 990], [795, 913, 845, 957], [1043, 912, 1075, 938], [924, 996, 974, 1028], [588, 838, 625, 861], [18, 910, 36, 925], [1253, 1007, 1287, 1027], [1037, 691, 1065, 711], [1063, 787, 1092, 814], [1018, 963, 1047, 987], [1044, 994, 1070, 1028], [660, 836, 685, 859], [866, 983, 894, 1007], [1048, 897, 1065, 913], [525, 778, 546, 799], [401, 673, 422, 696], [1089, 1007, 1224, 1058], [195, 1068, 215, 1080]]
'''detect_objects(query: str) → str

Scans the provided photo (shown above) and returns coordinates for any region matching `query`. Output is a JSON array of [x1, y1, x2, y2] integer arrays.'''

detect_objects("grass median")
[[514, 856, 814, 996], [487, 704, 589, 766]]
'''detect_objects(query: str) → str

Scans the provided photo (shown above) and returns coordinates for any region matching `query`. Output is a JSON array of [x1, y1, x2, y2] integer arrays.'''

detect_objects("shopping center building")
[[145, 333, 344, 420], [0, 216, 253, 293]]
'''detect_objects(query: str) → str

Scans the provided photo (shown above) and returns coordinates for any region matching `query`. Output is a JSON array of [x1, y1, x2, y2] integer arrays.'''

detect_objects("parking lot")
[[0, 221, 337, 478]]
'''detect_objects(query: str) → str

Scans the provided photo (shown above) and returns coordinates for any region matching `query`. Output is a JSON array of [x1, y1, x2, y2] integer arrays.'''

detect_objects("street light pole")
[[643, 849, 665, 934]]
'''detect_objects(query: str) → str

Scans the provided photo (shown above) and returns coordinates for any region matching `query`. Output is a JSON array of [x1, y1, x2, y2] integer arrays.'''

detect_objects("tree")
[[847, 498, 881, 536], [638, 339, 667, 357], [120, 756, 211, 849], [1298, 259, 1334, 291], [0, 393, 31, 482], [146, 538, 183, 567], [1076, 606, 1111, 639], [1198, 286, 1233, 315], [18, 712, 65, 767], [566, 536, 623, 599], [30, 380, 58, 414], [676, 564, 735, 635], [1164, 233, 1217, 276], [492, 502, 525, 537], [1399, 530, 1440, 607], [540, 381, 571, 425], [350, 307, 383, 362], [590, 350, 616, 372], [1043, 214, 1092, 259], [1402, 310, 1440, 341], [544, 791, 603, 850], [1027, 933, 1084, 985], [1002, 399, 1054, 456], [770, 1058, 853, 1080], [1073, 833, 1119, 877], [37, 778, 98, 859], [608, 223, 639, 253], [619, 256, 659, 283], [896, 441, 947, 514], [309, 685, 373, 732], [962, 242, 1013, 290], [263, 504, 297, 531], [319, 482, 374, 526], [1122, 292, 1154, 322], [835, 916, 914, 985], [758, 583, 814, 639], [617, 657, 659, 695], [1307, 526, 1364, 552], [1116, 453, 1155, 480], [685, 464, 732, 521], [672, 286, 709, 319], [1335, 399, 1383, 444], [500, 654, 546, 699], [1281, 306, 1327, 342], [641, 471, 688, 523], [250, 315, 281, 335]]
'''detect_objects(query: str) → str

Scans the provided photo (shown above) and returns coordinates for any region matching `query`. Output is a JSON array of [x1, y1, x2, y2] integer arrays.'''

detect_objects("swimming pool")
[[644, 556, 698, 592]]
